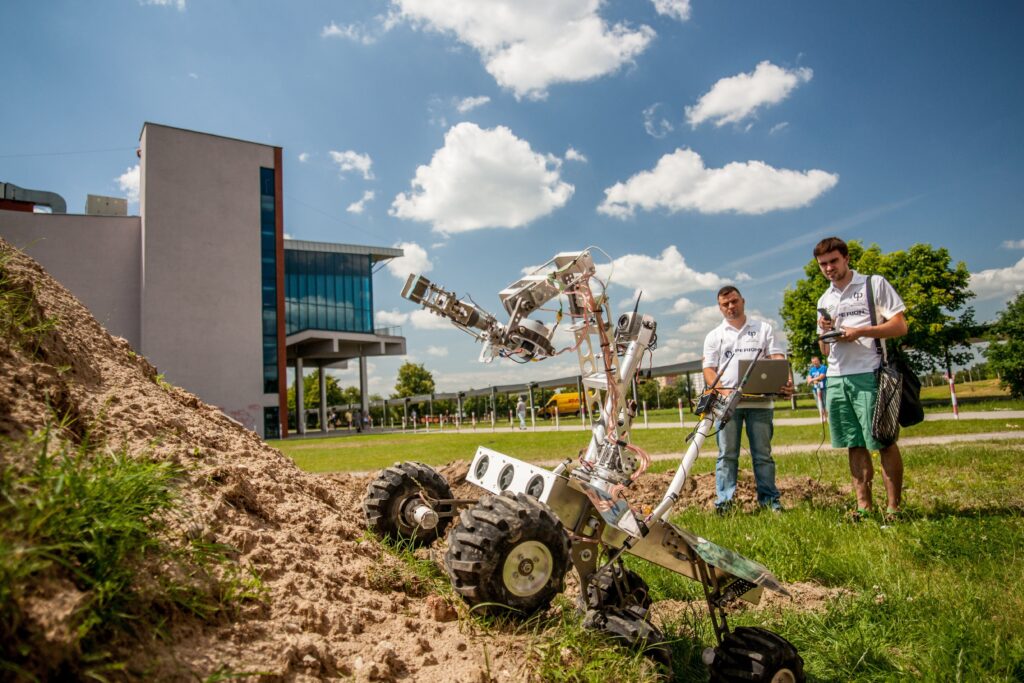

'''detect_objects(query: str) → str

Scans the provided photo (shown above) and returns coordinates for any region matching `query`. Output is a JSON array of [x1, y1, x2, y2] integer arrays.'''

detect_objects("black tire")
[[707, 627, 805, 683], [586, 563, 652, 612], [586, 607, 672, 670], [362, 461, 453, 546], [445, 491, 571, 616]]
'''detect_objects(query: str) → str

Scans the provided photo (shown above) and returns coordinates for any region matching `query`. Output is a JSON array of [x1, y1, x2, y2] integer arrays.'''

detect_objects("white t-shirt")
[[816, 271, 906, 377], [703, 318, 786, 406]]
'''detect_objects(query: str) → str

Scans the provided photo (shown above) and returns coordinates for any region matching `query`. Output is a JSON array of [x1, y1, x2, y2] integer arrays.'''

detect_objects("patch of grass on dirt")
[[0, 428, 264, 680]]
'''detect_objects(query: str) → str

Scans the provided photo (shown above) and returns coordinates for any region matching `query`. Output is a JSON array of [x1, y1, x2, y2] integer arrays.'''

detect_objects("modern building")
[[0, 123, 405, 439]]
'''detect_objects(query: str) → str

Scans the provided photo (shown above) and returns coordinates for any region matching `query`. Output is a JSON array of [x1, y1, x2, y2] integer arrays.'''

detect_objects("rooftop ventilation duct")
[[0, 182, 67, 214]]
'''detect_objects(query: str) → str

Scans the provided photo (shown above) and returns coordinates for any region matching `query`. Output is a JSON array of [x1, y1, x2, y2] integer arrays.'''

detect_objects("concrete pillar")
[[296, 356, 305, 436], [490, 387, 497, 430], [319, 364, 328, 434], [528, 385, 536, 430], [359, 354, 369, 417]]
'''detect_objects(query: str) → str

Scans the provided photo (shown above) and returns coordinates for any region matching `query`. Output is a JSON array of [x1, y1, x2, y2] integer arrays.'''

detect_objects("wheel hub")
[[770, 670, 797, 683], [503, 541, 553, 597]]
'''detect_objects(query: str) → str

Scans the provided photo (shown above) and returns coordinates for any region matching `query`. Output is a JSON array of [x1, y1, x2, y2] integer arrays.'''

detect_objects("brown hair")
[[813, 237, 848, 258], [717, 285, 741, 300]]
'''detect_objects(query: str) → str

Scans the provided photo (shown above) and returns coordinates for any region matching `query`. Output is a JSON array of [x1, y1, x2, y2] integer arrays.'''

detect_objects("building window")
[[284, 250, 373, 335], [260, 167, 279, 394]]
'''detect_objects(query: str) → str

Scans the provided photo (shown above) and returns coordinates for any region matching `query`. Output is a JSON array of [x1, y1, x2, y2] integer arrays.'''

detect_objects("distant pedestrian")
[[808, 356, 828, 421], [516, 396, 527, 430]]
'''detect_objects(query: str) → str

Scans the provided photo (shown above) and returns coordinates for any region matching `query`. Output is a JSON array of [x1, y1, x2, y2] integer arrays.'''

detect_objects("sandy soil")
[[0, 238, 849, 681]]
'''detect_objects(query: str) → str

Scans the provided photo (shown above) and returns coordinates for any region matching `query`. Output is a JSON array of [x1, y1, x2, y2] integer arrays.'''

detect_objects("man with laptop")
[[702, 286, 792, 514]]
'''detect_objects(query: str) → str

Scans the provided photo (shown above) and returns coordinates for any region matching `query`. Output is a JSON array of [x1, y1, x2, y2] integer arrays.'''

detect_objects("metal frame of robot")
[[398, 249, 790, 647]]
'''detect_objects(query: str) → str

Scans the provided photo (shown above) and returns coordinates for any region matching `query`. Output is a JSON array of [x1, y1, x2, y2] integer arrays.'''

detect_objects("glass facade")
[[260, 168, 279, 394], [284, 249, 373, 335]]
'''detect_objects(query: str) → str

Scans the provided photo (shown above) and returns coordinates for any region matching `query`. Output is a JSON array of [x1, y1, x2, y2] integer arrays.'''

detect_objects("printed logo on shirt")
[[733, 346, 763, 355], [852, 291, 864, 301], [836, 308, 868, 319], [746, 329, 757, 337]]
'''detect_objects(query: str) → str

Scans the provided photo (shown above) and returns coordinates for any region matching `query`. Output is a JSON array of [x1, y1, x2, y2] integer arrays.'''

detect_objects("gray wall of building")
[[0, 211, 141, 346], [140, 124, 278, 435]]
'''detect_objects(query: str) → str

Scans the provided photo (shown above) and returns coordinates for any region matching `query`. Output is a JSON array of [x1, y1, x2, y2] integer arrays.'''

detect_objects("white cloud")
[[321, 22, 377, 44], [141, 0, 185, 10], [651, 0, 691, 22], [1001, 239, 1024, 249], [769, 121, 789, 135], [410, 308, 453, 330], [283, 232, 294, 240], [598, 148, 838, 218], [392, 0, 655, 99], [595, 245, 737, 302], [426, 345, 450, 357], [187, 72, 199, 79], [386, 241, 434, 280], [456, 95, 491, 113], [346, 190, 376, 214], [329, 150, 374, 180], [322, 10, 402, 44], [670, 297, 697, 314], [564, 147, 588, 163], [970, 257, 1024, 301], [116, 164, 140, 204], [686, 61, 813, 128], [376, 309, 410, 327], [298, 152, 310, 163], [642, 102, 674, 139], [391, 122, 573, 234]]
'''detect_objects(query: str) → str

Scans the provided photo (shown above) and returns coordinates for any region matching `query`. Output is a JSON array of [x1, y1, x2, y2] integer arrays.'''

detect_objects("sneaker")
[[715, 503, 731, 517], [769, 503, 783, 513]]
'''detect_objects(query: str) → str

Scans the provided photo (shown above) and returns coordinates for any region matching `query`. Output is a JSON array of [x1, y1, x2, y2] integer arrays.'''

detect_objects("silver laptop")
[[736, 359, 791, 394]]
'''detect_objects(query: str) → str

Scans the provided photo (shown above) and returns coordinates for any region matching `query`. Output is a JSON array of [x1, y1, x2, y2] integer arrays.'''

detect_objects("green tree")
[[286, 372, 345, 412], [340, 385, 361, 406], [393, 362, 435, 398], [984, 293, 1024, 398], [780, 241, 975, 372]]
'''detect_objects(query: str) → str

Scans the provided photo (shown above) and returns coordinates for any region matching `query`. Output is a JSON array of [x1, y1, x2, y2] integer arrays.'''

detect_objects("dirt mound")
[[0, 239, 526, 681], [627, 470, 848, 513]]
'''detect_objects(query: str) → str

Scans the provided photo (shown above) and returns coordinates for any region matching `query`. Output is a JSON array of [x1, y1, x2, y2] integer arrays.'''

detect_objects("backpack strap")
[[865, 275, 888, 365]]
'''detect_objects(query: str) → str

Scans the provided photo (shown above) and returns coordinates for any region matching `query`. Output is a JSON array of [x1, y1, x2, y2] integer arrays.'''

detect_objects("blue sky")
[[3, 1, 1022, 395]]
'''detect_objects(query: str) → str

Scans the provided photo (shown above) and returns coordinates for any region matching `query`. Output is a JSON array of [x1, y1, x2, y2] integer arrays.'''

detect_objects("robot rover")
[[362, 250, 804, 681]]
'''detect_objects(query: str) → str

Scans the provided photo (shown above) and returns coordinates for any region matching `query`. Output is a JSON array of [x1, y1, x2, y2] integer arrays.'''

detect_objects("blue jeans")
[[715, 407, 780, 508]]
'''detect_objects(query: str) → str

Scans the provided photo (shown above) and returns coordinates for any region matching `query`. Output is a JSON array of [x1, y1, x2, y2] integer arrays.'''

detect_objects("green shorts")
[[826, 372, 884, 451]]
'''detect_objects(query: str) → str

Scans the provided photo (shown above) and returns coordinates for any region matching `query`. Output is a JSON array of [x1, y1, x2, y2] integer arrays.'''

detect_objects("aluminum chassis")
[[400, 249, 789, 647]]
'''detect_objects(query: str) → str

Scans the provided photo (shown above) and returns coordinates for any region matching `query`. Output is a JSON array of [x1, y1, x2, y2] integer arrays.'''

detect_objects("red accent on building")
[[274, 147, 288, 438], [0, 199, 34, 213]]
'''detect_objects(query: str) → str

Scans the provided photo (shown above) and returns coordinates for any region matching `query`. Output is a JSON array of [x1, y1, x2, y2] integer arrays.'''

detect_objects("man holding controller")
[[814, 237, 908, 522]]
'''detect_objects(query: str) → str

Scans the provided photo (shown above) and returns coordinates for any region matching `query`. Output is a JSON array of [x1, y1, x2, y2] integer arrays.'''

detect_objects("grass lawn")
[[634, 441, 1024, 681], [271, 417, 1024, 473]]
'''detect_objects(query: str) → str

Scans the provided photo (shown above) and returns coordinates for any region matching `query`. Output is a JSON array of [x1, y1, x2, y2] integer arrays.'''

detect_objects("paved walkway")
[[299, 409, 1022, 438]]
